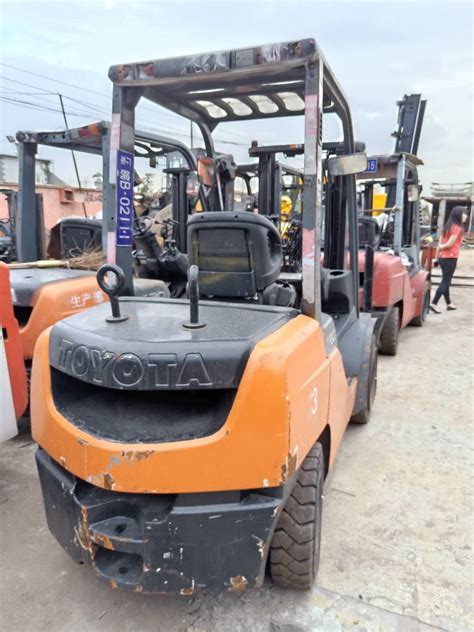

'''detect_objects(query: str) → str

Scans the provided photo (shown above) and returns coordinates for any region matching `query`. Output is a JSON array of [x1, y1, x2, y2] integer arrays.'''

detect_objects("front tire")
[[270, 443, 324, 590], [410, 286, 430, 327], [379, 306, 400, 355]]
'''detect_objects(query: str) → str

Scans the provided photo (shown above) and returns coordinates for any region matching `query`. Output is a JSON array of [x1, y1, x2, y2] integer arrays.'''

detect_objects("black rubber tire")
[[379, 307, 400, 356], [351, 337, 378, 424], [410, 286, 430, 327], [270, 443, 324, 590]]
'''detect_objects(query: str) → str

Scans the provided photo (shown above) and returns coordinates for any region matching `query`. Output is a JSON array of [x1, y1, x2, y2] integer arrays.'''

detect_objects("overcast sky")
[[1, 0, 472, 191]]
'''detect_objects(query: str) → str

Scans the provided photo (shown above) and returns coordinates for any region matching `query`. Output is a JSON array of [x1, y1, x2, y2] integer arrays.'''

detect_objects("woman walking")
[[430, 206, 468, 313]]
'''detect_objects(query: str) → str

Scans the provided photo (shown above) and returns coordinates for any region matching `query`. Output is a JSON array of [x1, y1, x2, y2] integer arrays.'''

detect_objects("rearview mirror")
[[197, 157, 217, 187], [328, 153, 368, 176]]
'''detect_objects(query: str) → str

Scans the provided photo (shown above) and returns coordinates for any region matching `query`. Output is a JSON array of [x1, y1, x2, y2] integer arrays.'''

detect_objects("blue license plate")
[[116, 149, 134, 247]]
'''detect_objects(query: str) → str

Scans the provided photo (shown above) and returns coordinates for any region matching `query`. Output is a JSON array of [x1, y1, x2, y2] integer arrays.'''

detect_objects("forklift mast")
[[392, 94, 427, 156], [248, 142, 305, 222], [358, 94, 426, 259]]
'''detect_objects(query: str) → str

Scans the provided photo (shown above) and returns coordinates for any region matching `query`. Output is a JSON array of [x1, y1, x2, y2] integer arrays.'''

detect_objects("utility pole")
[[58, 93, 88, 217], [190, 120, 194, 149]]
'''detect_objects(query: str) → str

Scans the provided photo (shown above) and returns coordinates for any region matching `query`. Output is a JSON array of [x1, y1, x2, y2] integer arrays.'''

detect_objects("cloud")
[[1, 1, 472, 189]]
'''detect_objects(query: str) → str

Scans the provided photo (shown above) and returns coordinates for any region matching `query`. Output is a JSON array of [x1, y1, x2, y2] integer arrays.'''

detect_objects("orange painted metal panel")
[[31, 314, 357, 494], [0, 263, 28, 420], [19, 275, 106, 359]]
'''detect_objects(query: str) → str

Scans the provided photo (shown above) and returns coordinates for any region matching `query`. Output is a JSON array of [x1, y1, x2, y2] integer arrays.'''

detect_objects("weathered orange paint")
[[0, 263, 28, 420], [31, 314, 358, 494], [19, 275, 106, 360]]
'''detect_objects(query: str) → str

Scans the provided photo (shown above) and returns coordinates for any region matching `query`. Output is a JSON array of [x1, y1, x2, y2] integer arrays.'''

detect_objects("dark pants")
[[433, 258, 457, 305]]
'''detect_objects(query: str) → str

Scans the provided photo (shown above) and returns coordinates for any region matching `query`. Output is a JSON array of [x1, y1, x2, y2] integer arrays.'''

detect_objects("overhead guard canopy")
[[108, 39, 351, 129]]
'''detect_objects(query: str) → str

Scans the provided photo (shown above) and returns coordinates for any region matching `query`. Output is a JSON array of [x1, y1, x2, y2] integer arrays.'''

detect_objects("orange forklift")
[[32, 38, 378, 593], [357, 94, 431, 355]]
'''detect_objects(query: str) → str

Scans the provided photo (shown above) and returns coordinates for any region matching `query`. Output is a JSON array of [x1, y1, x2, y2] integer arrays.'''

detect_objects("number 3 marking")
[[310, 386, 318, 416]]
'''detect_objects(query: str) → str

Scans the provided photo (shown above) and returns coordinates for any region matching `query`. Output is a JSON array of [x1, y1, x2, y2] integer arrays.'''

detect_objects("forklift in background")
[[8, 122, 199, 364], [32, 38, 378, 593], [357, 94, 431, 355]]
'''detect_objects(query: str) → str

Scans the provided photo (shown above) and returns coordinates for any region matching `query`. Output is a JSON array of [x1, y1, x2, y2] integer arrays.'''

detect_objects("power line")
[[0, 96, 246, 154], [0, 63, 195, 124], [0, 62, 110, 99], [0, 62, 251, 141], [0, 63, 252, 148], [0, 95, 95, 118], [0, 87, 86, 111], [1, 90, 249, 148]]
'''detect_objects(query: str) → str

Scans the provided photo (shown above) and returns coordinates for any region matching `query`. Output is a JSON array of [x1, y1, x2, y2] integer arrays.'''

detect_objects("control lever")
[[183, 265, 206, 330], [96, 264, 129, 323]]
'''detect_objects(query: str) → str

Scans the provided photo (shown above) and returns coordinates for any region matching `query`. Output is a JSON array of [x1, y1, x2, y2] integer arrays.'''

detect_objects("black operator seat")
[[358, 216, 381, 249], [187, 211, 296, 307]]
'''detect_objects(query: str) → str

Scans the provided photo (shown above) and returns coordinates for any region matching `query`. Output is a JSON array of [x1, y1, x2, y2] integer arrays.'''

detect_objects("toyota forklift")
[[31, 38, 378, 594], [357, 94, 431, 355]]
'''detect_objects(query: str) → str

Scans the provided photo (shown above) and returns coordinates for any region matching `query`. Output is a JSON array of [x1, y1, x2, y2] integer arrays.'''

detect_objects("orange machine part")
[[19, 275, 106, 360], [0, 263, 28, 420], [31, 314, 358, 495]]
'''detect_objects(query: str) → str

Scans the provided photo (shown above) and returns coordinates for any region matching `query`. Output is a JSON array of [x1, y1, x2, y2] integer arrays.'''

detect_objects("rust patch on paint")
[[229, 575, 248, 592], [87, 472, 116, 490], [103, 473, 115, 489], [91, 532, 114, 550], [77, 437, 90, 446], [280, 449, 298, 483], [120, 450, 155, 463], [75, 507, 93, 555]]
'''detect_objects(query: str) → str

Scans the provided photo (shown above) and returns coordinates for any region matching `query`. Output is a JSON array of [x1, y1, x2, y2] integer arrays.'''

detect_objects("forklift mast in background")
[[248, 142, 304, 222], [391, 94, 427, 157]]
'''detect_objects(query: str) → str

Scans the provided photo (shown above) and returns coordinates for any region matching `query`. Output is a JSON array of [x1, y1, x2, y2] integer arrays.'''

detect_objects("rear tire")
[[410, 286, 430, 327], [379, 307, 399, 355], [270, 443, 324, 590]]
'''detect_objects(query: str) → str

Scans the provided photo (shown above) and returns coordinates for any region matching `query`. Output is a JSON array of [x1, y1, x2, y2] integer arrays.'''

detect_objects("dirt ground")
[[1, 251, 473, 632]]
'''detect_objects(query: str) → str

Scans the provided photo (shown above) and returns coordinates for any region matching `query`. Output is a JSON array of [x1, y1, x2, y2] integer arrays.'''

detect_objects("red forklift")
[[357, 94, 431, 355]]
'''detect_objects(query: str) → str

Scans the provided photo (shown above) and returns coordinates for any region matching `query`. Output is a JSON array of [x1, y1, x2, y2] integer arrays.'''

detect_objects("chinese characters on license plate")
[[116, 149, 134, 247]]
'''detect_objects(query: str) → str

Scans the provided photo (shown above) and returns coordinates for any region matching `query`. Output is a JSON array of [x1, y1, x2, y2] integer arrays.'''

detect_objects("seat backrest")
[[358, 217, 381, 248], [188, 212, 282, 298], [47, 218, 102, 259]]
